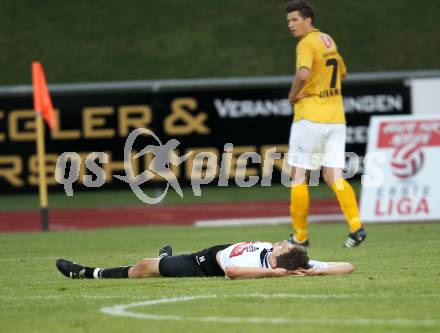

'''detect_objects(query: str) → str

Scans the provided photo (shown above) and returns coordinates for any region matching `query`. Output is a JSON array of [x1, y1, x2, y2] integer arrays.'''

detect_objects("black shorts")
[[158, 244, 232, 277]]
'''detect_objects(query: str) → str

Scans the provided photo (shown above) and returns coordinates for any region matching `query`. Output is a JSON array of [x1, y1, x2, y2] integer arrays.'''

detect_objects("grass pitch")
[[1, 222, 439, 333]]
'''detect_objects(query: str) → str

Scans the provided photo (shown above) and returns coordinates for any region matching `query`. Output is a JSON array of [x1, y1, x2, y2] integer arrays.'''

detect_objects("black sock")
[[100, 266, 131, 279], [84, 267, 95, 279], [84, 266, 132, 279]]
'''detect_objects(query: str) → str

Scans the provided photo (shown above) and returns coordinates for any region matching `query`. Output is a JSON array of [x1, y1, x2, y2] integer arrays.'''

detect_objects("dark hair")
[[276, 245, 310, 270], [285, 1, 314, 24]]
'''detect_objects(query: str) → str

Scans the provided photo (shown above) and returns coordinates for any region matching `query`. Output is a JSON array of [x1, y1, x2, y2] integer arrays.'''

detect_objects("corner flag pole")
[[32, 62, 57, 232], [35, 112, 49, 230]]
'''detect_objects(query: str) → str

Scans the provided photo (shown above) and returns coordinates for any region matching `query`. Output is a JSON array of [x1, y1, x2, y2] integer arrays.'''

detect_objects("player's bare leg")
[[322, 167, 367, 247], [128, 258, 161, 278], [289, 167, 310, 246]]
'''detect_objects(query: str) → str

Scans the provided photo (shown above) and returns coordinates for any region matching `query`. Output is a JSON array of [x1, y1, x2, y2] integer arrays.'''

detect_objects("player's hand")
[[292, 94, 303, 103], [288, 93, 301, 105], [284, 269, 311, 276], [294, 268, 320, 276], [272, 268, 289, 276], [290, 93, 314, 105], [276, 268, 307, 277], [288, 269, 307, 276]]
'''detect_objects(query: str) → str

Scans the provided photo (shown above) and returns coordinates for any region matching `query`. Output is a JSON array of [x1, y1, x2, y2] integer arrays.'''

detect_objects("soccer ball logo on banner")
[[360, 115, 440, 222], [390, 141, 425, 179]]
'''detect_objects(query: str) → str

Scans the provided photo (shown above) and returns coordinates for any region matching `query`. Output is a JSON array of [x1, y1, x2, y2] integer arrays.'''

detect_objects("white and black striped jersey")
[[217, 241, 329, 271], [218, 242, 273, 271]]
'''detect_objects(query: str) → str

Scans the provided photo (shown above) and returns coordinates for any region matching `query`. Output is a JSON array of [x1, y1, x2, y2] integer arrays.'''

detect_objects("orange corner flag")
[[32, 61, 56, 129]]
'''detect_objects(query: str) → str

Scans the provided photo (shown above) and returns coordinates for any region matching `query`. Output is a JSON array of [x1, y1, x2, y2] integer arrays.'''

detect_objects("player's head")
[[272, 240, 310, 270], [286, 0, 314, 38]]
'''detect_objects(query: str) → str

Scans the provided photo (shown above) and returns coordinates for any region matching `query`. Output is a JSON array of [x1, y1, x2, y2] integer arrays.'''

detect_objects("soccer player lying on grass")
[[56, 240, 353, 280]]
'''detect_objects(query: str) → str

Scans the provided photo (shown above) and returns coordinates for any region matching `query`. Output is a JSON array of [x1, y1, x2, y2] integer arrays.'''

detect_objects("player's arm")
[[289, 67, 311, 104], [339, 54, 347, 80], [289, 41, 313, 105], [224, 266, 289, 280], [294, 262, 354, 276]]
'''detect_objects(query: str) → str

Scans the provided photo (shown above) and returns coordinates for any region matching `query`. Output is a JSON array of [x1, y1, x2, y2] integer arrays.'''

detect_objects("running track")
[[0, 199, 341, 232]]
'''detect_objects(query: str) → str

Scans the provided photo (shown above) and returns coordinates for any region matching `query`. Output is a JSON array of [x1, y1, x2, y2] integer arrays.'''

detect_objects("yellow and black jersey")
[[294, 29, 346, 124]]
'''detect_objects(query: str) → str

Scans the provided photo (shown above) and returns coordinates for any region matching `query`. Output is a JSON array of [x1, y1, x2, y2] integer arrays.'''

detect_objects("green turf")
[[0, 181, 359, 211], [1, 223, 439, 333], [1, 1, 439, 85]]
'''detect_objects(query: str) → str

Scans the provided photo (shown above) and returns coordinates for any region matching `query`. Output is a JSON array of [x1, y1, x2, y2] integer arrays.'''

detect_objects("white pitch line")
[[100, 294, 440, 327], [0, 295, 149, 300], [194, 214, 344, 227], [233, 292, 440, 299]]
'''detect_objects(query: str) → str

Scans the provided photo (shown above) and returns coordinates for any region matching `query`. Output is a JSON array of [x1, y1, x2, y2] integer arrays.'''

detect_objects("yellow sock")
[[290, 184, 310, 242], [331, 179, 362, 233]]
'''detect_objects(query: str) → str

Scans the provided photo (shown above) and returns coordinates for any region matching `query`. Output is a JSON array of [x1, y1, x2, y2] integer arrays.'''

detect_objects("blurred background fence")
[[1, 70, 439, 194]]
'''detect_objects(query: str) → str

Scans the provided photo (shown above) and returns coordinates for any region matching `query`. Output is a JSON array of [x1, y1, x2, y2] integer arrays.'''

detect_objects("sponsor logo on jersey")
[[320, 34, 333, 49], [229, 242, 260, 258]]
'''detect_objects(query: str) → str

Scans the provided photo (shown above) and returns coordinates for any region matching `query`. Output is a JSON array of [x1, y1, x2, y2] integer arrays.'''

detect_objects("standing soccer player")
[[285, 0, 366, 247]]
